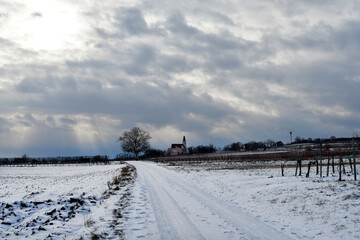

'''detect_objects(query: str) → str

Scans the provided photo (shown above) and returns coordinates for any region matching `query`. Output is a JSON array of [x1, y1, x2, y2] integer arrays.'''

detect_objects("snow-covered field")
[[0, 163, 136, 239], [1, 160, 359, 239], [164, 161, 360, 239]]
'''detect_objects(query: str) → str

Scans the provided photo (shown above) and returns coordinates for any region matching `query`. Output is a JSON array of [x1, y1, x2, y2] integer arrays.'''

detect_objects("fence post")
[[349, 157, 353, 172], [320, 141, 323, 177], [306, 162, 312, 177], [339, 157, 342, 181], [298, 147, 302, 176], [327, 156, 330, 177], [316, 160, 319, 175], [342, 158, 346, 174], [353, 137, 357, 181]]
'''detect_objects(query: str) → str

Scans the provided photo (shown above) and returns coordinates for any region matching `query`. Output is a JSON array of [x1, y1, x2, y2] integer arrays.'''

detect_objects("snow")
[[162, 161, 360, 240], [0, 163, 135, 239], [126, 161, 292, 239], [1, 160, 359, 239]]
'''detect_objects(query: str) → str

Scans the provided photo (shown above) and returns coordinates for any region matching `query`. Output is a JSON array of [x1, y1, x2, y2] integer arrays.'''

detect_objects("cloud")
[[15, 78, 51, 93], [95, 6, 164, 39], [60, 117, 77, 125], [0, 117, 12, 135], [0, 12, 9, 19], [31, 12, 42, 18], [115, 7, 148, 35], [0, 0, 360, 156], [15, 76, 77, 94], [123, 44, 157, 76], [167, 11, 199, 36]]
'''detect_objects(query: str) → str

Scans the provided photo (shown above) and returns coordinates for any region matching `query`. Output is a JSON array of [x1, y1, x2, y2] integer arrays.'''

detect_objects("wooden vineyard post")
[[316, 160, 319, 175], [349, 157, 353, 173], [295, 160, 302, 176], [294, 147, 302, 176], [327, 156, 330, 177], [306, 161, 312, 177], [320, 141, 323, 177], [281, 164, 285, 176], [298, 147, 302, 176], [353, 137, 357, 181], [332, 156, 335, 174], [342, 158, 346, 174], [339, 157, 342, 181]]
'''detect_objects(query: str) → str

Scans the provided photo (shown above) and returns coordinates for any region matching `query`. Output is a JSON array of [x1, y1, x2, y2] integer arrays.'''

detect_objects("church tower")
[[182, 136, 186, 149]]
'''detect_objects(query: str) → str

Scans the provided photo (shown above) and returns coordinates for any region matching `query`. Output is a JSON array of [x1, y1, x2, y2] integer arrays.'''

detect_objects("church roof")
[[171, 144, 184, 148]]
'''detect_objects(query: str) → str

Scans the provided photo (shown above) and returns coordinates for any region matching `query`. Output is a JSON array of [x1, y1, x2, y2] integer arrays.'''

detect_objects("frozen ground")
[[126, 161, 293, 239], [0, 163, 136, 239], [124, 161, 359, 240], [1, 161, 359, 239], [161, 161, 360, 240]]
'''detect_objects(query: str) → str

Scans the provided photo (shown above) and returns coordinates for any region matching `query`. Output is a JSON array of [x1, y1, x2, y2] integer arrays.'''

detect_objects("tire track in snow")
[[141, 165, 206, 240], [152, 163, 293, 240], [131, 161, 294, 240]]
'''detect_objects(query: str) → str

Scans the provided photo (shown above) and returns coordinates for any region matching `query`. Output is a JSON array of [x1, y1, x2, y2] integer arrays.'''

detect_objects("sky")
[[0, 0, 360, 157]]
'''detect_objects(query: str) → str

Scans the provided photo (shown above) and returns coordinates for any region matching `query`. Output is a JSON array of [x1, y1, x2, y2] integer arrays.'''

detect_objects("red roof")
[[171, 144, 184, 148]]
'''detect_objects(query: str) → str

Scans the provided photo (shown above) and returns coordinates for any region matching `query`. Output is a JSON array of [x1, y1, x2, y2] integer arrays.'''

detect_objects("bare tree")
[[117, 127, 151, 160]]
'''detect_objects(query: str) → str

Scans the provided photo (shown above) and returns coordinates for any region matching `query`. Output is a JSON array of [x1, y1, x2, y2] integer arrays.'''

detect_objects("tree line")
[[0, 155, 109, 165], [291, 136, 356, 144], [223, 140, 284, 152]]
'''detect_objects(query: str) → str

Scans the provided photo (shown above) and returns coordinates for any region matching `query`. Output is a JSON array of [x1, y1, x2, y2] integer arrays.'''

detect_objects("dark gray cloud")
[[167, 11, 199, 36], [15, 76, 77, 94], [115, 7, 148, 35], [60, 117, 77, 125], [95, 6, 164, 39], [123, 44, 157, 76]]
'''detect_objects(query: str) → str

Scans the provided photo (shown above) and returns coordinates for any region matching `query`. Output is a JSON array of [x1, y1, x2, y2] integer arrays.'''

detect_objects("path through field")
[[125, 161, 293, 240]]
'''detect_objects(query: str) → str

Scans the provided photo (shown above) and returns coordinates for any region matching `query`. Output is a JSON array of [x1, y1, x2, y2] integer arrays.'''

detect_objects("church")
[[167, 136, 187, 156]]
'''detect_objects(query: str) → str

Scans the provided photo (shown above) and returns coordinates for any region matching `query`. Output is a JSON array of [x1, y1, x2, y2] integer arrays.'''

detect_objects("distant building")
[[168, 136, 187, 155]]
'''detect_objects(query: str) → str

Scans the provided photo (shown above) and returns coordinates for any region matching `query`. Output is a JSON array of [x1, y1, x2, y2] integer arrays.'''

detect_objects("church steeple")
[[182, 136, 186, 148]]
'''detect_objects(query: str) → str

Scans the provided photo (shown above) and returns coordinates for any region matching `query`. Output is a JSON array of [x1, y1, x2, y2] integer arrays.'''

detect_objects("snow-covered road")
[[126, 161, 293, 240]]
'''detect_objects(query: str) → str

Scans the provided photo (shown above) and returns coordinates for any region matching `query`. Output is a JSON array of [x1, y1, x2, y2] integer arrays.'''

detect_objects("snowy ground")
[[1, 160, 359, 239], [0, 163, 136, 239], [161, 161, 360, 240], [126, 161, 293, 240]]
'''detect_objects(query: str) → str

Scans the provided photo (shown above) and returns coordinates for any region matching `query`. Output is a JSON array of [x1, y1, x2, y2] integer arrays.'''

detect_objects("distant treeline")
[[0, 155, 109, 165], [115, 149, 167, 160], [292, 136, 360, 144], [222, 137, 360, 152], [223, 140, 284, 152], [188, 145, 217, 154]]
